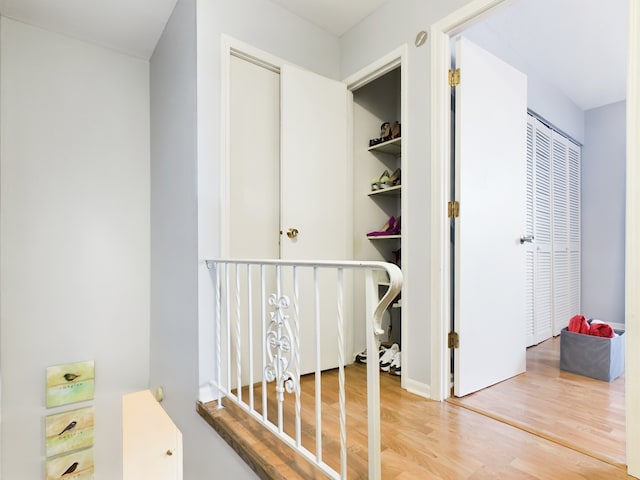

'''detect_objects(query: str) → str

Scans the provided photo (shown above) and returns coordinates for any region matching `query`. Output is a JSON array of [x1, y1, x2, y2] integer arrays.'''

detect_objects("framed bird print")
[[45, 447, 94, 480], [45, 407, 94, 457], [46, 360, 95, 408]]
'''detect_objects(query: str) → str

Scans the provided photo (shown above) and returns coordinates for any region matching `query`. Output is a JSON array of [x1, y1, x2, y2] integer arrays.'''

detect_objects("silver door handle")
[[519, 235, 534, 244]]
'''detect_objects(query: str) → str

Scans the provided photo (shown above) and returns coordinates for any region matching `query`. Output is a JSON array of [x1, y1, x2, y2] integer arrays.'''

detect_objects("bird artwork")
[[61, 462, 78, 476], [57, 421, 77, 436], [63, 373, 80, 382]]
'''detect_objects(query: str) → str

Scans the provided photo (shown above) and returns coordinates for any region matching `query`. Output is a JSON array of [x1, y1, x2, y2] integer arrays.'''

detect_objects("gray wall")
[[1, 17, 150, 479], [581, 101, 626, 324], [149, 0, 258, 478]]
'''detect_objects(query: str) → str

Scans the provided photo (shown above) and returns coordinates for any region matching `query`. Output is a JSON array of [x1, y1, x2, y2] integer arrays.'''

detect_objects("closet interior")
[[351, 66, 403, 368]]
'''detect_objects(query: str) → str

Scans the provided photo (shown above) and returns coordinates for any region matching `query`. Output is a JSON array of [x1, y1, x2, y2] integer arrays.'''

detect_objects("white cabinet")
[[123, 390, 183, 480], [525, 115, 581, 346]]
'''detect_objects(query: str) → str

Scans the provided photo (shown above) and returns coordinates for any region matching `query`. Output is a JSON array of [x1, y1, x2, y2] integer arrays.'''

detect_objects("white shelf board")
[[368, 137, 401, 155], [368, 185, 401, 197], [366, 234, 401, 240]]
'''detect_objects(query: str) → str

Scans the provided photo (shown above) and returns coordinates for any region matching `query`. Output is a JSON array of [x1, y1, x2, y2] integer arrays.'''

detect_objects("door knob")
[[287, 228, 299, 239], [519, 234, 534, 244], [166, 449, 173, 456]]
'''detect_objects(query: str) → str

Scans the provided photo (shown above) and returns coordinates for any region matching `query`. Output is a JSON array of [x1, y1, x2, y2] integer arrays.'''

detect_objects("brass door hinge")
[[448, 331, 459, 349], [448, 201, 459, 218], [448, 68, 460, 87]]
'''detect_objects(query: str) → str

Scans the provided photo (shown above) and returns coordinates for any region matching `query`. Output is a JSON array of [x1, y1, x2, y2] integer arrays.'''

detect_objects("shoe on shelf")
[[371, 169, 390, 191], [379, 343, 399, 372], [383, 167, 401, 188], [380, 121, 392, 141], [389, 351, 401, 376], [378, 217, 401, 237], [355, 344, 388, 364], [391, 121, 401, 139], [367, 216, 397, 237]]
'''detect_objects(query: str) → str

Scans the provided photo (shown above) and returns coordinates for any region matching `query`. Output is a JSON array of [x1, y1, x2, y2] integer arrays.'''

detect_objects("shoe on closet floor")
[[379, 343, 399, 371], [355, 344, 387, 364], [389, 352, 401, 376]]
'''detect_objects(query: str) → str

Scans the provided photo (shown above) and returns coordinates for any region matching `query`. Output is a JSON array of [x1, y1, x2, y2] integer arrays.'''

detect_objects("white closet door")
[[568, 141, 582, 318], [525, 119, 536, 345], [531, 117, 554, 345], [552, 134, 571, 334], [525, 116, 554, 346], [229, 55, 280, 259], [280, 64, 350, 374]]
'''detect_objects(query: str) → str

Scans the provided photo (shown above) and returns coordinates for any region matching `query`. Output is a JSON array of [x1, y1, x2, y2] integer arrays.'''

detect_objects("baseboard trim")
[[403, 378, 431, 399]]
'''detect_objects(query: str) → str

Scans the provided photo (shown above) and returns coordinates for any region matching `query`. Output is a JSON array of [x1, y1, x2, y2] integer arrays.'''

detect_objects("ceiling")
[[269, 0, 389, 36], [0, 0, 628, 110], [464, 0, 627, 111], [0, 0, 179, 59]]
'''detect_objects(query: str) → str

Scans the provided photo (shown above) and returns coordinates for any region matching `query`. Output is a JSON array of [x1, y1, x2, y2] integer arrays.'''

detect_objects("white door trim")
[[343, 45, 411, 391], [625, 0, 639, 475], [429, 0, 639, 476]]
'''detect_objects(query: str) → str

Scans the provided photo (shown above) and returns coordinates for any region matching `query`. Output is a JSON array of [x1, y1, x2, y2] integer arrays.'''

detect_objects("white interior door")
[[229, 55, 280, 260], [453, 37, 527, 397], [280, 64, 351, 374], [123, 390, 182, 480]]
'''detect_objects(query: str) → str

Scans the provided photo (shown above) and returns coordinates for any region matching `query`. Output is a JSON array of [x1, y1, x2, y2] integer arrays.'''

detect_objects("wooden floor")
[[199, 341, 633, 480], [449, 336, 626, 467]]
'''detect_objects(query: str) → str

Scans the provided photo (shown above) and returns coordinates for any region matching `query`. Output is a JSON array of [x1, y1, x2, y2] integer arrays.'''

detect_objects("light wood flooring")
[[449, 336, 626, 467], [199, 340, 632, 480]]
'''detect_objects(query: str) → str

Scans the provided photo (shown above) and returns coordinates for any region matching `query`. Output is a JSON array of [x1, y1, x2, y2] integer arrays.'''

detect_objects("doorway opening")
[[429, 0, 639, 475]]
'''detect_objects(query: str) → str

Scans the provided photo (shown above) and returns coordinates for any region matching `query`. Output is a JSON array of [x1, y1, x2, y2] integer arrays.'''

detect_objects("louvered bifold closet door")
[[552, 134, 571, 335], [529, 116, 553, 345], [525, 119, 535, 345], [568, 141, 581, 319]]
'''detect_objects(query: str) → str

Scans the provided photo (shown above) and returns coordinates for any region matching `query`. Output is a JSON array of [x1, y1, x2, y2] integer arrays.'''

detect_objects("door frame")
[[428, 0, 640, 476]]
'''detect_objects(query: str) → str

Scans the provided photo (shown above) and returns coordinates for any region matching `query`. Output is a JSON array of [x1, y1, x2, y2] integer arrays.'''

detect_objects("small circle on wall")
[[415, 30, 428, 47]]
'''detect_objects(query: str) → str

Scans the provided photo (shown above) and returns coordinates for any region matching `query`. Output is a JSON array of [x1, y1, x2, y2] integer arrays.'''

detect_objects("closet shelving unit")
[[366, 133, 402, 331], [351, 65, 402, 359], [366, 136, 402, 240]]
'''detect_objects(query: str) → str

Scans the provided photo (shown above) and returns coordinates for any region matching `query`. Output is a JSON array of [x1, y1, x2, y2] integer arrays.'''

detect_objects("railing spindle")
[[215, 263, 222, 408], [293, 266, 302, 446], [337, 268, 347, 479], [314, 266, 323, 463], [248, 264, 254, 410], [261, 265, 267, 422], [235, 263, 242, 404]]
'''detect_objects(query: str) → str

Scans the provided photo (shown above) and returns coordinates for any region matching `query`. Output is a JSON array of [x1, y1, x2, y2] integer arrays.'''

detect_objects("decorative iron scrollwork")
[[264, 294, 297, 400]]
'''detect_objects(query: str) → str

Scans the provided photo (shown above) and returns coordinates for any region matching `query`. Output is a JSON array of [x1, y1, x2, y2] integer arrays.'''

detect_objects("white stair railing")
[[204, 259, 402, 480]]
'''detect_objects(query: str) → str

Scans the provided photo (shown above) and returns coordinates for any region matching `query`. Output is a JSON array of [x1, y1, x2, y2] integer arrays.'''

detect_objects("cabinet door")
[[123, 390, 183, 480]]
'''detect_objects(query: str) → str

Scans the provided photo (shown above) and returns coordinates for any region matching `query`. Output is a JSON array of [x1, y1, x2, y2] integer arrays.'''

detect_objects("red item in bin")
[[568, 314, 590, 334]]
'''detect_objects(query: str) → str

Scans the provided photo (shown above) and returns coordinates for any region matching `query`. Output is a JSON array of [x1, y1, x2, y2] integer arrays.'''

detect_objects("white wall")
[[0, 17, 150, 480], [581, 101, 626, 323], [340, 0, 472, 391]]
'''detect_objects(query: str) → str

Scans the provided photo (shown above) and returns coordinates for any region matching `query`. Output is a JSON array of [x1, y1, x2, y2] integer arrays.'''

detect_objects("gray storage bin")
[[560, 327, 625, 382]]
